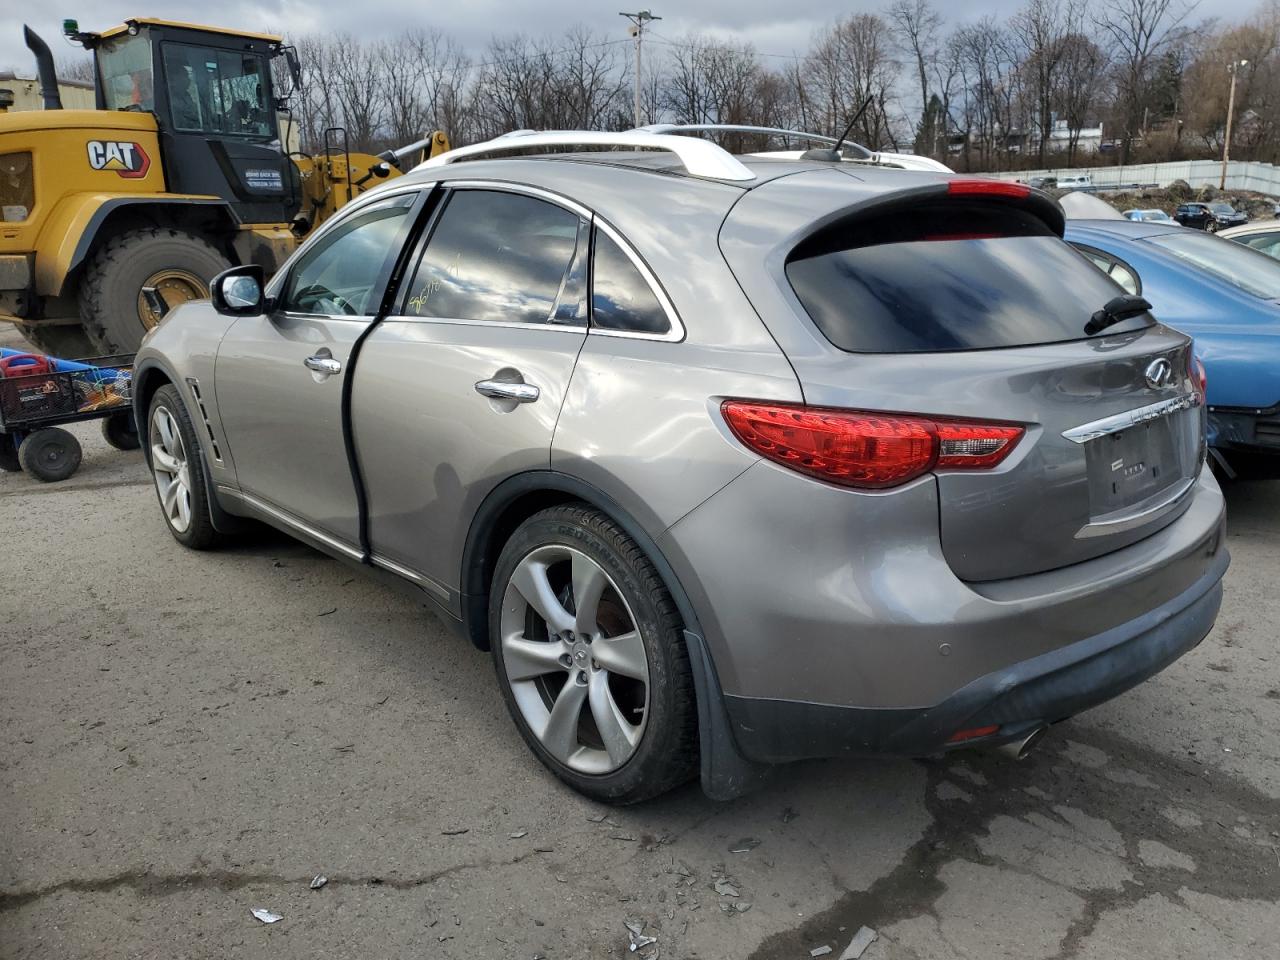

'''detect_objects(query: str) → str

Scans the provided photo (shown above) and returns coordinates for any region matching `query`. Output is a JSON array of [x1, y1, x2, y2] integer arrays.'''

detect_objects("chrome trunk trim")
[[1062, 393, 1201, 444]]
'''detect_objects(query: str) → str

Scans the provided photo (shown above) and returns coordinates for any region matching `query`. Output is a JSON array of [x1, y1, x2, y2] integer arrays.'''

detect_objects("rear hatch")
[[723, 175, 1205, 582]]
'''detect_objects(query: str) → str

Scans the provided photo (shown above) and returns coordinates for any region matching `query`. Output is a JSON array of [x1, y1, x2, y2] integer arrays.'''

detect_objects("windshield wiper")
[[1085, 294, 1153, 335]]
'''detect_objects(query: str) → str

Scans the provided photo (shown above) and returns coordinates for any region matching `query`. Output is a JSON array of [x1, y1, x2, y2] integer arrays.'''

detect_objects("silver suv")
[[134, 130, 1229, 803]]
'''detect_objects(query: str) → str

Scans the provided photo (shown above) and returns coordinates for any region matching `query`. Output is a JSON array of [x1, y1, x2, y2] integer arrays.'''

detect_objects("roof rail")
[[414, 130, 756, 182], [634, 124, 873, 160]]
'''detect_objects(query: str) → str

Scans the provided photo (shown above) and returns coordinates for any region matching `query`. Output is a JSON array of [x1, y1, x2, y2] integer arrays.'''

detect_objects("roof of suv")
[[403, 149, 952, 191]]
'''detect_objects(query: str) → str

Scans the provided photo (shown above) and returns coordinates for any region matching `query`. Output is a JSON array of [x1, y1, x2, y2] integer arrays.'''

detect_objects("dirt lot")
[[1, 331, 1278, 960]]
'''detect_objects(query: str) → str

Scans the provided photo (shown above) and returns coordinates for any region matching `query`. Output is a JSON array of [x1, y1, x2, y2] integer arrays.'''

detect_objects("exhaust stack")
[[23, 25, 63, 110]]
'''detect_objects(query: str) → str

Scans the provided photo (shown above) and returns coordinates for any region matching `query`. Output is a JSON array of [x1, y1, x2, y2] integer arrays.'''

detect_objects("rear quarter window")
[[786, 202, 1151, 353]]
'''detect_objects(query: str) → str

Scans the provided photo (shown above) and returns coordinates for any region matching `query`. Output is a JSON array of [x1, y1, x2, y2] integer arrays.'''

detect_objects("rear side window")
[[405, 189, 582, 325], [786, 202, 1150, 353], [591, 229, 670, 335]]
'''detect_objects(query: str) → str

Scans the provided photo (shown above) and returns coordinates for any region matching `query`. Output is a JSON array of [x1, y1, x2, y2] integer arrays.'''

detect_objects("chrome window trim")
[[265, 184, 430, 299], [588, 217, 686, 343], [1062, 393, 1202, 444], [382, 315, 588, 334]]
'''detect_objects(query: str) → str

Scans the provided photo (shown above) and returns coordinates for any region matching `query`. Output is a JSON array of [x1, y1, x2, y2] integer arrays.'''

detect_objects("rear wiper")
[[1085, 294, 1153, 335]]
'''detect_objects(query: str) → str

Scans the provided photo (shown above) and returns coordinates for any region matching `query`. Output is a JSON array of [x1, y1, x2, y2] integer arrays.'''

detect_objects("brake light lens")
[[946, 178, 1031, 199], [1190, 354, 1206, 400], [721, 401, 1024, 489], [947, 725, 1000, 743]]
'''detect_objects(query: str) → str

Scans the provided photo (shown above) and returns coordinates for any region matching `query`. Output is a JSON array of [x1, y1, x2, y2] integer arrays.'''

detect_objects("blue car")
[[1065, 218, 1280, 476]]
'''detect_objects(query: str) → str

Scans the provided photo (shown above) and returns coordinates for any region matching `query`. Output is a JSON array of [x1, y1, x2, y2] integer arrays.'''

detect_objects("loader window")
[[98, 35, 155, 112], [162, 44, 273, 139]]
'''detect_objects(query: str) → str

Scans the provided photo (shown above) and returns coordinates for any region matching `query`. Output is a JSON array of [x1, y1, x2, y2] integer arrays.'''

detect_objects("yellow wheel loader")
[[0, 18, 450, 355]]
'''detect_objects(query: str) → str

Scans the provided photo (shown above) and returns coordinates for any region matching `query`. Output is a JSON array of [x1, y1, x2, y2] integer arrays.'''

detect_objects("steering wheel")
[[292, 283, 358, 315]]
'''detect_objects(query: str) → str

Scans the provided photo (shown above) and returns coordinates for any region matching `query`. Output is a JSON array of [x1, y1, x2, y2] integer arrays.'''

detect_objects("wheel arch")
[[36, 196, 240, 299], [460, 471, 697, 653], [461, 470, 769, 800]]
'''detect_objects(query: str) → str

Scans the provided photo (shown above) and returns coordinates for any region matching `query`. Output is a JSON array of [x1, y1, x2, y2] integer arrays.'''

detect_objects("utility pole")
[[620, 9, 661, 128], [1221, 58, 1248, 190]]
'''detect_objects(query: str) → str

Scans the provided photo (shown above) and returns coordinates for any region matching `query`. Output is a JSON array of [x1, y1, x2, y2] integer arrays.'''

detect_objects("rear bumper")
[[722, 549, 1226, 762], [1209, 406, 1280, 459]]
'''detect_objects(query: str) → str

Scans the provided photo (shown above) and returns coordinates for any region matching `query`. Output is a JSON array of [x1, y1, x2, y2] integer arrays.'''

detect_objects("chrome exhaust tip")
[[996, 725, 1048, 761]]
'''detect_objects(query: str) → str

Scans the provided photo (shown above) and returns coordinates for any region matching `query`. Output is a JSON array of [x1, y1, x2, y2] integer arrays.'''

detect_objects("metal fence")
[[980, 159, 1280, 196]]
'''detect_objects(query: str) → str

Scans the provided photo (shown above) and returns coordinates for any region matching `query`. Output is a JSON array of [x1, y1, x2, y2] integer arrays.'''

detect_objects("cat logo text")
[[86, 140, 151, 179]]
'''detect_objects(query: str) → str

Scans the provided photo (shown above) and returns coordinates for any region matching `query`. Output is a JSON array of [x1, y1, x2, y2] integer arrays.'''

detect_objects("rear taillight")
[[1190, 355, 1207, 400], [946, 178, 1031, 199], [721, 401, 1024, 490]]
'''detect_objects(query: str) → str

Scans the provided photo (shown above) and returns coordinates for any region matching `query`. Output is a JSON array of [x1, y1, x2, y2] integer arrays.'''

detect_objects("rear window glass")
[[1146, 231, 1280, 300], [786, 202, 1152, 353]]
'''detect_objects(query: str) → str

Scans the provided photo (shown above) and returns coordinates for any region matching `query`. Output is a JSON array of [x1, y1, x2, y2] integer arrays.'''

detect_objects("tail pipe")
[[996, 724, 1048, 761], [23, 25, 62, 110]]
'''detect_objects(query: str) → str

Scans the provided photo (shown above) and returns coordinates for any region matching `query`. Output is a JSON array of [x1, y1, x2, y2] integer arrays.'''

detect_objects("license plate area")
[[1085, 415, 1182, 518]]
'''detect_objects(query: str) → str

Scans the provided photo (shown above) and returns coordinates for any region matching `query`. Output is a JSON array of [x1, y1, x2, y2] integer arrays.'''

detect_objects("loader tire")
[[79, 228, 231, 353], [13, 321, 104, 360]]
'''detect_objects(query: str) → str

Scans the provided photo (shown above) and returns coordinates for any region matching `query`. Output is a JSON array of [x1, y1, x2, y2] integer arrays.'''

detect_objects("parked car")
[[1123, 208, 1178, 225], [1174, 201, 1249, 231], [134, 132, 1228, 803], [1218, 220, 1280, 259], [1028, 175, 1058, 190], [1056, 173, 1094, 191], [1066, 217, 1280, 476]]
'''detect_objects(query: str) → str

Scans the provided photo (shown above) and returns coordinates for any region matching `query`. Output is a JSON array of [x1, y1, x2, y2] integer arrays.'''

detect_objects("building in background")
[[0, 72, 94, 111]]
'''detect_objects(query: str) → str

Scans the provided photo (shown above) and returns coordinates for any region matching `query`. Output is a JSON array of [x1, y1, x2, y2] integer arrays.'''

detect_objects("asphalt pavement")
[[1, 328, 1277, 959]]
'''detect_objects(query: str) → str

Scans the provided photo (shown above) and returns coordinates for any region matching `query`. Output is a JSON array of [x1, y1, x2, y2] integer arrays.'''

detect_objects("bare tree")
[[1010, 0, 1076, 165], [1095, 0, 1196, 163], [888, 0, 944, 151]]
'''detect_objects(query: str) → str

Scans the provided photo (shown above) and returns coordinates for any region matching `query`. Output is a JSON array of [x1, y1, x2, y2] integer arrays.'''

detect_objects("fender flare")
[[132, 356, 251, 535], [460, 470, 770, 799], [35, 194, 238, 298]]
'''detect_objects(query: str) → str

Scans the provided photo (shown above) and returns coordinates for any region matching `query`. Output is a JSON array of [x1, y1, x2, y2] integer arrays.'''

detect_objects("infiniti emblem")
[[1144, 357, 1174, 389]]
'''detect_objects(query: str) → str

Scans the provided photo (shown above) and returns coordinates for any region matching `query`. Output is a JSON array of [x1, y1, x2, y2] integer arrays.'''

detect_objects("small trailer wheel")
[[18, 427, 83, 482], [102, 412, 141, 451], [0, 434, 19, 472]]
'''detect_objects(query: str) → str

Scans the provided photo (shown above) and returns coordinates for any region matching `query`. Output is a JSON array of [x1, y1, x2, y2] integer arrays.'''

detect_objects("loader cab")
[[82, 19, 300, 224]]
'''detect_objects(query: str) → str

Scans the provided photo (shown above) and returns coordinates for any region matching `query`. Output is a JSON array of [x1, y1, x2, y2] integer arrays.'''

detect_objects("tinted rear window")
[[786, 202, 1152, 353]]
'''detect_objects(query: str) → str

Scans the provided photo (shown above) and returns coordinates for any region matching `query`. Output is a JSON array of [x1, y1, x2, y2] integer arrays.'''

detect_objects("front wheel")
[[0, 434, 21, 472], [490, 505, 698, 804], [147, 384, 221, 549]]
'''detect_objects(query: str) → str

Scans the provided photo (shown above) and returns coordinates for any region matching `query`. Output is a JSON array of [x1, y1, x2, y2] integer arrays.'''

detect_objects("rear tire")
[[147, 384, 221, 549], [101, 411, 141, 451], [489, 505, 698, 804], [18, 427, 82, 482], [80, 228, 231, 353]]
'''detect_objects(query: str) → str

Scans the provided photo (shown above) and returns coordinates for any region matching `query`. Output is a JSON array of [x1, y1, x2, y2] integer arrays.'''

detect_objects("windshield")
[[162, 43, 273, 138], [1209, 203, 1236, 214], [1147, 231, 1280, 299], [98, 34, 154, 111]]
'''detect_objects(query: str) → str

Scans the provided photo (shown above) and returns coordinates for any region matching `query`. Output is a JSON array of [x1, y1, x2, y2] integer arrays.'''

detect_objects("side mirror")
[[211, 265, 267, 316]]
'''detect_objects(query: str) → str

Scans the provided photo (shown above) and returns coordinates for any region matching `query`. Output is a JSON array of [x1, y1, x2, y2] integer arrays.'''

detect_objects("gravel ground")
[[1, 329, 1277, 960]]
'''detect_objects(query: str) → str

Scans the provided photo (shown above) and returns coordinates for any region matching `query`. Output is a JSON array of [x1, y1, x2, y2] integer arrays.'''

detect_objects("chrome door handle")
[[475, 379, 540, 403], [304, 355, 342, 375]]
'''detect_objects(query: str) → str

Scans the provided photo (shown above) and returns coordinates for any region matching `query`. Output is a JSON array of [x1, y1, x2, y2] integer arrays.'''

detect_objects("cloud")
[[1, 0, 1021, 71]]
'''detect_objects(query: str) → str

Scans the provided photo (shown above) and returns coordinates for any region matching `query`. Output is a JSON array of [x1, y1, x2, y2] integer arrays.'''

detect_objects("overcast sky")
[[2, 0, 1026, 73]]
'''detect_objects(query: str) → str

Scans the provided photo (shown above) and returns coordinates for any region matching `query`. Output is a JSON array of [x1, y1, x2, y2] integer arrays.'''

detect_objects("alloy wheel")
[[150, 405, 193, 533], [499, 545, 650, 774]]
